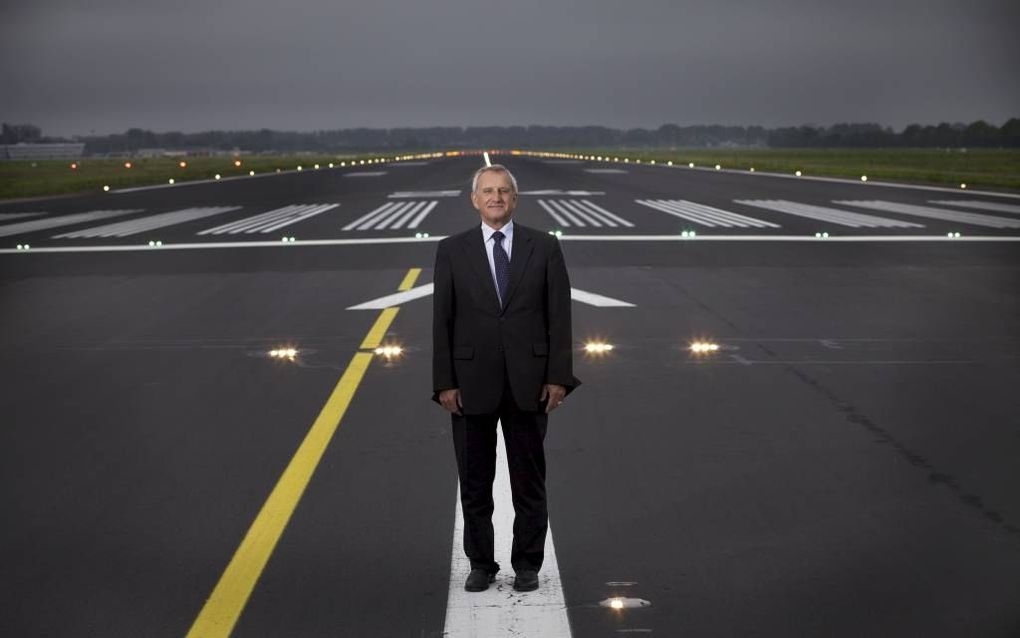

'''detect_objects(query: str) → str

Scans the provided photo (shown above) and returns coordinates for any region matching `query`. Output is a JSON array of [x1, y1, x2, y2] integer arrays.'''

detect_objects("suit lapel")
[[461, 227, 502, 312], [500, 225, 534, 312]]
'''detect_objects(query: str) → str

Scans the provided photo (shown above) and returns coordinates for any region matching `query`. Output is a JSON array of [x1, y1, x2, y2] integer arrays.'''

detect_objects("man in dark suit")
[[432, 164, 580, 593]]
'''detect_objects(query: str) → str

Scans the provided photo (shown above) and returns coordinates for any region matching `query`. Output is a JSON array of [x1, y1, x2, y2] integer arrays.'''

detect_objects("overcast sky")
[[2, 0, 1018, 137]]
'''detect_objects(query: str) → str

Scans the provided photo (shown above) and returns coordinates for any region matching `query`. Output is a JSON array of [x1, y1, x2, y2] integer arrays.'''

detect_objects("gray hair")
[[471, 164, 518, 194]]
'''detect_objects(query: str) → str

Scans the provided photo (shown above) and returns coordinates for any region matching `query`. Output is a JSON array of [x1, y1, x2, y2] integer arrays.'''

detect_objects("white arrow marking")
[[347, 284, 634, 310]]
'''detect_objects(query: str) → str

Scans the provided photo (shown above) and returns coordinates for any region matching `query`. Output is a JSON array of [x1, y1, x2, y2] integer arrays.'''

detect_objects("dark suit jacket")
[[432, 221, 581, 414]]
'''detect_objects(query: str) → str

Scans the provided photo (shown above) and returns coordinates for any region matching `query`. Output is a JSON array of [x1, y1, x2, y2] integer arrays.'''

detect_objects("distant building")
[[0, 142, 86, 160]]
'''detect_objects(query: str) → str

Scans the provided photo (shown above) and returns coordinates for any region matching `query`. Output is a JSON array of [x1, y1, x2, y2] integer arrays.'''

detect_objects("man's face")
[[471, 170, 517, 226]]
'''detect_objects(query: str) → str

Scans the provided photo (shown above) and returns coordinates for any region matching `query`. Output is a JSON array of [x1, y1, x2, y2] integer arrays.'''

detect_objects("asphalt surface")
[[2, 154, 1019, 637]]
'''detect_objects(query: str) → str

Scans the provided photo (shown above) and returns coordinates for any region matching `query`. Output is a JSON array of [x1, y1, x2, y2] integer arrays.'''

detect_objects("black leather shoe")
[[464, 568, 496, 592], [513, 570, 539, 592]]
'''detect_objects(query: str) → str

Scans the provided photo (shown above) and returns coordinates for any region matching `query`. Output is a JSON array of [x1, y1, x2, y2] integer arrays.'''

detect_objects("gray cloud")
[[2, 0, 1017, 136]]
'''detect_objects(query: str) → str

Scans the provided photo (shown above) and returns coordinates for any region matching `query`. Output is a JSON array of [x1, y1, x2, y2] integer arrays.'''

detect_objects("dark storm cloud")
[[1, 0, 1017, 136]]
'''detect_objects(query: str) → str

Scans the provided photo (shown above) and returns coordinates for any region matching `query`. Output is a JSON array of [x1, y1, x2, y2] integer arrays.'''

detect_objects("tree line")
[[3, 119, 1018, 153]]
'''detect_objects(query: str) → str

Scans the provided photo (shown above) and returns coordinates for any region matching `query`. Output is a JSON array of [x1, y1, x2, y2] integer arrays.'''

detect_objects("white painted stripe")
[[407, 200, 439, 228], [342, 202, 399, 231], [388, 200, 428, 229], [570, 287, 636, 307], [483, 152, 492, 166], [346, 283, 434, 309], [538, 200, 571, 226], [636, 199, 725, 227], [390, 190, 460, 198], [833, 200, 1020, 229], [655, 200, 737, 227], [199, 205, 302, 235], [371, 201, 415, 230], [735, 199, 923, 228], [0, 209, 144, 238], [559, 200, 603, 227], [443, 424, 572, 638], [679, 200, 779, 228], [520, 190, 605, 196], [258, 204, 339, 233], [564, 200, 614, 227], [54, 207, 240, 238], [584, 168, 627, 174], [5, 234, 1020, 255], [344, 171, 387, 177], [928, 200, 1020, 215], [546, 200, 585, 226], [578, 200, 635, 227]]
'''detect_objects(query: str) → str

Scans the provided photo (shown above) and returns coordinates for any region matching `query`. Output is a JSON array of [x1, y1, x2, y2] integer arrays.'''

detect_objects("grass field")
[[1, 148, 1017, 201], [549, 148, 1020, 191]]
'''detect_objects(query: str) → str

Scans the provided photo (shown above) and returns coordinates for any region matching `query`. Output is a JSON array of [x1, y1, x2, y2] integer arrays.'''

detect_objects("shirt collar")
[[481, 219, 514, 243]]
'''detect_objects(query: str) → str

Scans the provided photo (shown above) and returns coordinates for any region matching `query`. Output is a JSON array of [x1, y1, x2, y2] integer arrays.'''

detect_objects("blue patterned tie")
[[492, 230, 510, 308]]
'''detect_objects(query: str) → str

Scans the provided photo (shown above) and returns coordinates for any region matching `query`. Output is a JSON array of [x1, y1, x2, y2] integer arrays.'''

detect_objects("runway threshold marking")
[[186, 270, 415, 638]]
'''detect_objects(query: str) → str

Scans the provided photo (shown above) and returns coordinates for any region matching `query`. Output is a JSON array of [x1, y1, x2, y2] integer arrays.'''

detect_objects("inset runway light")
[[329, 163, 334, 168], [16, 243, 30, 250], [960, 183, 967, 189], [414, 232, 431, 238], [600, 597, 651, 610], [681, 230, 698, 238], [70, 162, 78, 169], [269, 348, 298, 360], [688, 162, 695, 168], [715, 164, 721, 170], [624, 158, 630, 163], [584, 341, 614, 354], [314, 164, 320, 169], [690, 341, 720, 354], [946, 231, 961, 238], [861, 175, 868, 181], [215, 174, 221, 180], [547, 229, 563, 237], [814, 232, 830, 238], [795, 170, 802, 176], [281, 236, 296, 242], [374, 345, 403, 359], [276, 168, 281, 172], [168, 178, 175, 184], [340, 161, 346, 167], [147, 240, 163, 247], [179, 161, 187, 168], [234, 160, 242, 167], [124, 161, 132, 169], [103, 185, 110, 192], [667, 160, 673, 166]]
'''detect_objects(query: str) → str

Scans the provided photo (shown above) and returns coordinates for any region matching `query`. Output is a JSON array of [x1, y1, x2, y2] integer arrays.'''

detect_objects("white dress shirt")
[[480, 219, 513, 301]]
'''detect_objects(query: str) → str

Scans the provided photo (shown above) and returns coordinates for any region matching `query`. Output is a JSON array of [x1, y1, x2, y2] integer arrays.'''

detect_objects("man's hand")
[[439, 388, 463, 416], [540, 384, 567, 414]]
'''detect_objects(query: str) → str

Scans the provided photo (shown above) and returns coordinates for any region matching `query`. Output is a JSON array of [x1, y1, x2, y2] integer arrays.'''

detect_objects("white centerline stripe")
[[443, 424, 572, 638]]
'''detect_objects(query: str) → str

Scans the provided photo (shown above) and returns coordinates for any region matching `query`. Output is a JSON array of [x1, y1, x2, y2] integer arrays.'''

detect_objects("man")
[[432, 164, 580, 593]]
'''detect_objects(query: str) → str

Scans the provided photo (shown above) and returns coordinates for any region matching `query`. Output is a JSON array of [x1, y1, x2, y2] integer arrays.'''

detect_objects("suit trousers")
[[451, 376, 549, 575]]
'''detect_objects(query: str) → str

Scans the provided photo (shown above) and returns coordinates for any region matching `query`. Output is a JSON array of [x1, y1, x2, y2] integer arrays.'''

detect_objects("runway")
[[2, 154, 1019, 636]]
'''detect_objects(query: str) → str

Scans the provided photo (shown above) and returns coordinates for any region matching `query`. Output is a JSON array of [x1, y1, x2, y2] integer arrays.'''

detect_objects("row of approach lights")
[[75, 150, 975, 190], [91, 152, 445, 192], [506, 150, 972, 189], [267, 341, 718, 362]]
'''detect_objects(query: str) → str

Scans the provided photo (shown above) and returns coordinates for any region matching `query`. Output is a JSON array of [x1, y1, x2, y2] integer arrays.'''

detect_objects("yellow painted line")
[[398, 267, 422, 291], [187, 269, 417, 638], [360, 307, 399, 350]]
